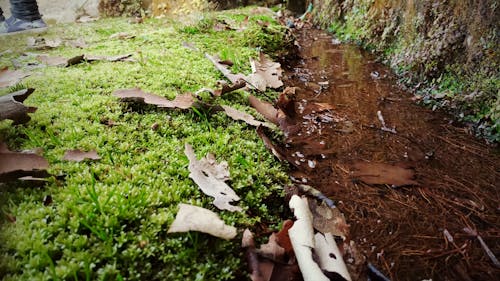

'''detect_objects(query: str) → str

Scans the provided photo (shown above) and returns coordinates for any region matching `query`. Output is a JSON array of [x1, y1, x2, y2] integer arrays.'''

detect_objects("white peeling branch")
[[288, 195, 329, 281]]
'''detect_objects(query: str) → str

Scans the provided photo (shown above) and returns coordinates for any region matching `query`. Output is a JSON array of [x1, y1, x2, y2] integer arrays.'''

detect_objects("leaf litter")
[[0, 142, 50, 182], [351, 161, 418, 186], [113, 88, 194, 109], [185, 144, 242, 212], [37, 53, 135, 67], [0, 88, 37, 124], [0, 67, 30, 88], [62, 149, 101, 162], [168, 203, 237, 240]]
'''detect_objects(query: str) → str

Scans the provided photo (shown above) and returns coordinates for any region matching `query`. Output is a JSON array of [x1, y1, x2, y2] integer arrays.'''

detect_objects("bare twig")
[[377, 110, 397, 134]]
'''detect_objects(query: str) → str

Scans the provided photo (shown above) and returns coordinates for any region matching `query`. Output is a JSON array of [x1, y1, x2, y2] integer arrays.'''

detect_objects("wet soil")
[[280, 28, 500, 280]]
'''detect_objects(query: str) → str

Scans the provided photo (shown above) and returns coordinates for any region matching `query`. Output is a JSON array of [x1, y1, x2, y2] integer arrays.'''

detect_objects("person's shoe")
[[0, 15, 5, 22], [0, 16, 47, 34]]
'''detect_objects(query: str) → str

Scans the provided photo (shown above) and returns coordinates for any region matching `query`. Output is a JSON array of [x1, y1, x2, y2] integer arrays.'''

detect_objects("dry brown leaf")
[[109, 32, 135, 40], [85, 54, 135, 62], [258, 233, 286, 263], [0, 67, 30, 88], [66, 38, 87, 49], [308, 198, 349, 239], [275, 220, 294, 256], [351, 161, 418, 186], [167, 203, 237, 240], [62, 149, 101, 162], [205, 53, 246, 84], [27, 37, 62, 49], [0, 88, 37, 124], [256, 126, 287, 162], [38, 54, 134, 67], [76, 15, 99, 23], [222, 105, 271, 128], [113, 88, 194, 109], [249, 95, 279, 125], [247, 53, 283, 91], [185, 144, 242, 212], [0, 142, 50, 182], [213, 79, 246, 97], [37, 55, 68, 66]]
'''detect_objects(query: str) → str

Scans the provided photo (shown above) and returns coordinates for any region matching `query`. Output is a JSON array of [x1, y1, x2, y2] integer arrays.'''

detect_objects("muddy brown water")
[[279, 28, 499, 280]]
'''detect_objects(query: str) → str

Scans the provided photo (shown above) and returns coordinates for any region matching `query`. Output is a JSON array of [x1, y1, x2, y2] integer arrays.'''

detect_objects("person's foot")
[[0, 16, 46, 34]]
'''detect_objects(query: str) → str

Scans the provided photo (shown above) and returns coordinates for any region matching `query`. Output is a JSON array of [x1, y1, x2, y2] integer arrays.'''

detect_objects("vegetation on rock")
[[313, 0, 499, 142]]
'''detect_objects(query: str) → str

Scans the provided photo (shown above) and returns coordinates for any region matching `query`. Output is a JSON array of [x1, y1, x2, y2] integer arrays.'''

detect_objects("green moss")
[[0, 9, 290, 280]]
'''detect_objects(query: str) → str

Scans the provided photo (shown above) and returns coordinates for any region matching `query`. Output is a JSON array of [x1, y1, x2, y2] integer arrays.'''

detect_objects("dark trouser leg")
[[0, 7, 4, 21], [10, 0, 42, 21]]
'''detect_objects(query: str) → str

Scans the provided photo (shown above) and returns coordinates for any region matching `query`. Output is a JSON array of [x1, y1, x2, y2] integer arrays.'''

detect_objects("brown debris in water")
[[277, 27, 500, 280]]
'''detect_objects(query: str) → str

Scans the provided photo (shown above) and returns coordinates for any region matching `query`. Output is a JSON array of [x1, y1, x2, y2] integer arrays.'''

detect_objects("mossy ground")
[[0, 8, 290, 280]]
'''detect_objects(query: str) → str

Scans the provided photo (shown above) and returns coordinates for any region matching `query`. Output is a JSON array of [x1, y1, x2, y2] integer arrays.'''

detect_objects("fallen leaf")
[[247, 53, 283, 91], [0, 67, 30, 88], [38, 54, 135, 66], [0, 142, 50, 182], [109, 32, 135, 40], [205, 53, 246, 84], [214, 79, 246, 97], [66, 38, 87, 49], [27, 37, 62, 49], [308, 198, 349, 239], [5, 213, 16, 223], [62, 149, 101, 162], [0, 88, 37, 124], [242, 229, 267, 281], [222, 105, 271, 128], [256, 126, 287, 162], [113, 88, 194, 109], [351, 161, 418, 186], [275, 220, 294, 256], [37, 55, 68, 66], [258, 233, 286, 262], [185, 144, 242, 212], [43, 195, 53, 206], [85, 54, 135, 62], [167, 203, 237, 240], [249, 95, 279, 125], [76, 15, 98, 23], [182, 41, 198, 51], [243, 228, 302, 281]]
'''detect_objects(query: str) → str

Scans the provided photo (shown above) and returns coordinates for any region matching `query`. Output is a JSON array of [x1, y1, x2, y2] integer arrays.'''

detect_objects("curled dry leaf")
[[0, 67, 30, 88], [0, 142, 50, 182], [288, 195, 330, 281], [109, 32, 135, 40], [308, 198, 349, 239], [167, 203, 237, 240], [38, 54, 135, 67], [222, 105, 271, 128], [249, 95, 279, 125], [205, 53, 245, 84], [62, 149, 101, 162], [0, 88, 37, 124], [113, 88, 194, 109], [27, 37, 62, 49], [247, 52, 283, 91], [351, 161, 418, 186], [185, 144, 242, 212], [214, 79, 246, 97], [256, 126, 287, 162], [243, 227, 302, 281]]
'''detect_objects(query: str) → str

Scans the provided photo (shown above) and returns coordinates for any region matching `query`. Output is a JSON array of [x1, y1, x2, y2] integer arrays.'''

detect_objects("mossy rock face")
[[313, 0, 499, 142]]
